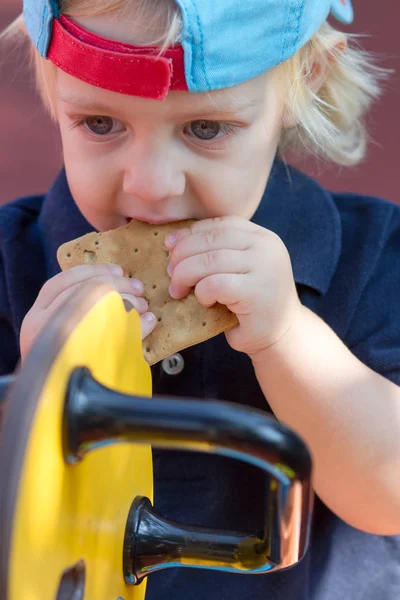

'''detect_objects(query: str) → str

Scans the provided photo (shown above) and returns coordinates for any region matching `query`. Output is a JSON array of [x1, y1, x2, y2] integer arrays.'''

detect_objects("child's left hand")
[[165, 217, 302, 357]]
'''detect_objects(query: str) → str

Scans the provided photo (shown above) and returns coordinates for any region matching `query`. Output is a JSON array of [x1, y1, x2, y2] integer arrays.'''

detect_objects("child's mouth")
[[126, 216, 180, 225]]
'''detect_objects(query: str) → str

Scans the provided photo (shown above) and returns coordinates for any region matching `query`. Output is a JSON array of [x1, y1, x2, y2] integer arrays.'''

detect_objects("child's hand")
[[20, 264, 156, 360], [165, 217, 302, 357]]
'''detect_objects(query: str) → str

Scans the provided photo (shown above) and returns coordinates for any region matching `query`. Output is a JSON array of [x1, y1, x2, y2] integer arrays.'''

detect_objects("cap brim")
[[331, 0, 354, 25]]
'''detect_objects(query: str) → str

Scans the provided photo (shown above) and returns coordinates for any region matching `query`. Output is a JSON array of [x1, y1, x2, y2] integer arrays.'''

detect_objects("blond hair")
[[3, 1, 389, 166]]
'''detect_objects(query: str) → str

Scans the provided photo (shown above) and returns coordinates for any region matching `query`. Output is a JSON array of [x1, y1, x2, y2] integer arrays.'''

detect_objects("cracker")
[[57, 219, 238, 365]]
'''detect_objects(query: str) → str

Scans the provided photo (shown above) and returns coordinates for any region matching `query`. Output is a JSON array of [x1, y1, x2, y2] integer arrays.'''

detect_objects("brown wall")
[[0, 1, 398, 205]]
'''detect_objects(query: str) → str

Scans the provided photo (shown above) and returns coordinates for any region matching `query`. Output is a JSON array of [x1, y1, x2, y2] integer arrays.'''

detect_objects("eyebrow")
[[57, 92, 262, 118], [185, 97, 263, 119], [57, 93, 122, 114]]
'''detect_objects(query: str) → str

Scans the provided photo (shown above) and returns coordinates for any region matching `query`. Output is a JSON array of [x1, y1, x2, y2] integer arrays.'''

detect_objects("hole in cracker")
[[146, 347, 150, 353], [67, 253, 71, 258], [83, 250, 97, 264], [157, 317, 162, 322], [154, 231, 159, 236], [134, 248, 139, 253], [94, 240, 99, 245], [152, 284, 157, 289], [202, 322, 207, 327]]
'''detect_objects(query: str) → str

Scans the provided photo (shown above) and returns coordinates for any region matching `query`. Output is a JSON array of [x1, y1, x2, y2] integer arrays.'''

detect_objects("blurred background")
[[0, 0, 398, 205]]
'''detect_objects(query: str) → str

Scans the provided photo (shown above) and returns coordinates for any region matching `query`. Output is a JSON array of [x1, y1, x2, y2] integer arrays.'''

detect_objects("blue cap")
[[23, 0, 354, 94]]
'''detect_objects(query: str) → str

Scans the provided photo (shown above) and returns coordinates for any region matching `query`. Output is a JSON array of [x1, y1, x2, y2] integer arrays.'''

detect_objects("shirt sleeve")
[[0, 253, 19, 376], [347, 207, 400, 385]]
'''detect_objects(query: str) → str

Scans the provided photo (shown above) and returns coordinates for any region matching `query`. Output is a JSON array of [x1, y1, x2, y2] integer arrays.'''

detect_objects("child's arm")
[[166, 216, 400, 536], [251, 304, 400, 536]]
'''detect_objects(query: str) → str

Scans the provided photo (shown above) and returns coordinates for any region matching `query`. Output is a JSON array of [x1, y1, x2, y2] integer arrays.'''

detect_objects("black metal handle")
[[66, 367, 313, 583]]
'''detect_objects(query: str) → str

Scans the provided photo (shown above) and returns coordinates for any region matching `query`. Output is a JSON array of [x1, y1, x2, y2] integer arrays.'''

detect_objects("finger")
[[164, 217, 261, 250], [111, 276, 146, 299], [39, 269, 144, 309], [140, 312, 157, 339], [168, 228, 252, 271], [37, 264, 122, 308], [194, 273, 252, 312], [169, 249, 251, 300], [120, 294, 149, 315], [46, 275, 144, 314]]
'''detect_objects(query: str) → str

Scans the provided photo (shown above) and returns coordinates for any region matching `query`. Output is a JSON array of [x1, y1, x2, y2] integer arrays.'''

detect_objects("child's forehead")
[[55, 66, 270, 120]]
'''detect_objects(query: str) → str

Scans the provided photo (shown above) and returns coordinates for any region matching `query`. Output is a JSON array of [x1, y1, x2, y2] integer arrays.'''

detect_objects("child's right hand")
[[20, 264, 156, 361]]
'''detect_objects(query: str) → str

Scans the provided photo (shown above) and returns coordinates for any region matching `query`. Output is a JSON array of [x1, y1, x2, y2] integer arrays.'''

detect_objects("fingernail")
[[165, 233, 178, 248], [130, 278, 144, 293], [167, 263, 173, 276], [109, 264, 123, 276], [169, 284, 178, 299], [144, 312, 156, 322]]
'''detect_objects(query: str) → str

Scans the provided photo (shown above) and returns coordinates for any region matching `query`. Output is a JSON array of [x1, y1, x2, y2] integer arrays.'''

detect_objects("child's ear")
[[307, 32, 347, 94], [282, 32, 347, 129]]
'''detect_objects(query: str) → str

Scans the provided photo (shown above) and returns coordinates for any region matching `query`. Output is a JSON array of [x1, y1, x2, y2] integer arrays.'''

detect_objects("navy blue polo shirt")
[[1, 160, 399, 599]]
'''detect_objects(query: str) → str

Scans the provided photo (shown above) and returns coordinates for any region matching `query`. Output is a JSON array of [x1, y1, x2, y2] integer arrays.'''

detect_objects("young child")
[[1, 0, 400, 598]]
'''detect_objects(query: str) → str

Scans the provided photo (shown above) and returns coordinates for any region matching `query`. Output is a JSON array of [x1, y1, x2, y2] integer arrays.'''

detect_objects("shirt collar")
[[252, 160, 342, 294], [39, 169, 96, 278], [39, 160, 341, 295]]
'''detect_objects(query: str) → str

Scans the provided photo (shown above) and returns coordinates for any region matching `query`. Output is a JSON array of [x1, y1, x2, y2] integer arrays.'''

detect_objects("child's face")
[[54, 15, 285, 231]]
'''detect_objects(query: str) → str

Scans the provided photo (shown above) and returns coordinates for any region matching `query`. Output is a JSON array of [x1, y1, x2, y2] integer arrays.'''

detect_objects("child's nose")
[[123, 147, 186, 205]]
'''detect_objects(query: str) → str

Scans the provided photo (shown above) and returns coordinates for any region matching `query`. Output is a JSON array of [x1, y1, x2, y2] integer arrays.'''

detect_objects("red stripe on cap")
[[47, 16, 188, 100]]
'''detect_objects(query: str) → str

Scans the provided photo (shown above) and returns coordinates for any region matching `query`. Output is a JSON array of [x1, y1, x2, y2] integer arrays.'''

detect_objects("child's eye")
[[71, 116, 125, 137], [184, 120, 237, 142]]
